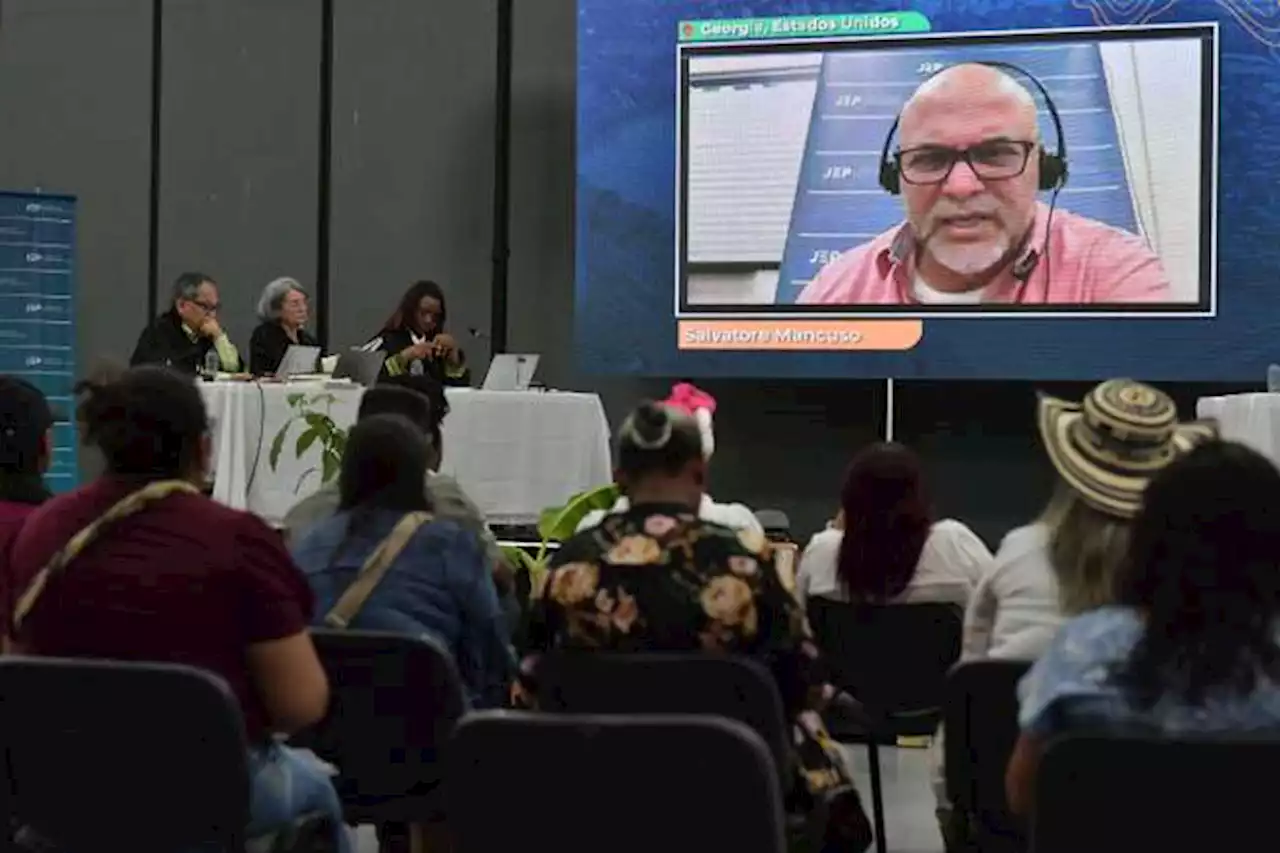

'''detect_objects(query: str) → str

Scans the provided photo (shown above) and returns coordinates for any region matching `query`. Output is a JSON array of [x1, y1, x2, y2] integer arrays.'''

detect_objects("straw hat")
[[1037, 379, 1218, 518]]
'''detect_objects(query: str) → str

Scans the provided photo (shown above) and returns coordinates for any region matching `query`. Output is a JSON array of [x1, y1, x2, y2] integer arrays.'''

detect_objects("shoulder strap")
[[13, 480, 200, 632], [324, 511, 432, 629]]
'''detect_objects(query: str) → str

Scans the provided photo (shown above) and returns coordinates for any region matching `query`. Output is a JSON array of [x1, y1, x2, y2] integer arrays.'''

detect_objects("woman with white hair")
[[248, 277, 320, 376]]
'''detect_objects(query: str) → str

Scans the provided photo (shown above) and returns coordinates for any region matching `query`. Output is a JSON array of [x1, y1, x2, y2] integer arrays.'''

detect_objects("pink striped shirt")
[[797, 203, 1172, 306]]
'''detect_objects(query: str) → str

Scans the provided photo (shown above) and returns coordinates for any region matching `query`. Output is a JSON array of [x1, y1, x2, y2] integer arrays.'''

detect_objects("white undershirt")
[[913, 273, 986, 304]]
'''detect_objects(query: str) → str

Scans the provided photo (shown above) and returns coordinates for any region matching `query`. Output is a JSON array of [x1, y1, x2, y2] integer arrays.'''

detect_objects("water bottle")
[[1269, 365, 1280, 393], [203, 348, 221, 379]]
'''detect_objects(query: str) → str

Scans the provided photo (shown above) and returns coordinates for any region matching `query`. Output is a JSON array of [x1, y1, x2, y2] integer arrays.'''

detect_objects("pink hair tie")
[[662, 382, 716, 459]]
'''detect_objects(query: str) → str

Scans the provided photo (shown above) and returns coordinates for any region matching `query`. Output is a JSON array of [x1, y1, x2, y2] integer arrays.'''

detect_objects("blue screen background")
[[576, 0, 1277, 380]]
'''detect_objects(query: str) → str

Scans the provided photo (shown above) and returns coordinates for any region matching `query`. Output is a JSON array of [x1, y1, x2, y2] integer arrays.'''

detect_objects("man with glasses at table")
[[798, 63, 1171, 306], [130, 271, 242, 373]]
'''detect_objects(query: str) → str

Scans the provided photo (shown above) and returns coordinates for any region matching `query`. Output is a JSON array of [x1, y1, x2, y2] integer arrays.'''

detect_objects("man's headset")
[[877, 60, 1069, 195]]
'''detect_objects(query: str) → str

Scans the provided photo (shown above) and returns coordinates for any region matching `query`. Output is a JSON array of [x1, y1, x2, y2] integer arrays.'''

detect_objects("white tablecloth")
[[201, 380, 364, 526], [438, 389, 613, 526], [201, 381, 612, 526], [1197, 393, 1280, 465]]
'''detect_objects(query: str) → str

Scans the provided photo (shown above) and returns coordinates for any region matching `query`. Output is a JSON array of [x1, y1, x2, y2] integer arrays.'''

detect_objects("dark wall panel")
[[0, 0, 152, 371], [157, 0, 321, 355], [328, 0, 497, 355]]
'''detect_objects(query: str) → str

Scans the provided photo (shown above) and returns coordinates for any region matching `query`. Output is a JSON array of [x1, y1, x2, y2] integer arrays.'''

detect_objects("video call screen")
[[576, 2, 1272, 381], [678, 28, 1214, 316]]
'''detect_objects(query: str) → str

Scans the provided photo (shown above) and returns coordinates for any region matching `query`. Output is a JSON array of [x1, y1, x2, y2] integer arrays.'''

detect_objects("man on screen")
[[798, 63, 1172, 306]]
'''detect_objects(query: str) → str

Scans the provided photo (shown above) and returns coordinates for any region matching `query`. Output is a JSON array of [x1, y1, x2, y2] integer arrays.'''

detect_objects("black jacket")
[[368, 327, 470, 386], [129, 310, 215, 375], [249, 321, 320, 376]]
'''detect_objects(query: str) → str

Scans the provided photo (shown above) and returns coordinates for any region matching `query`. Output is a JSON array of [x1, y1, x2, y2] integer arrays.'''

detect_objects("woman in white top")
[[933, 379, 1217, 852], [795, 442, 991, 610]]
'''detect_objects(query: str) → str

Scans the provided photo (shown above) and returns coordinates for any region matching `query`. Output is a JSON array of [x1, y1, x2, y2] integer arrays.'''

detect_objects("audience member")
[[291, 413, 512, 708], [796, 442, 990, 609], [934, 379, 1214, 848], [361, 280, 469, 385], [249, 277, 320, 376], [518, 400, 873, 852], [575, 383, 765, 538], [129, 272, 240, 374], [5, 366, 347, 851], [282, 376, 517, 625], [0, 377, 54, 633], [1007, 440, 1280, 815]]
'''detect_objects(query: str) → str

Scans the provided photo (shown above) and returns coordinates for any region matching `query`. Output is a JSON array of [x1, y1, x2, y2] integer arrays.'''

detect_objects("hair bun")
[[625, 401, 673, 450]]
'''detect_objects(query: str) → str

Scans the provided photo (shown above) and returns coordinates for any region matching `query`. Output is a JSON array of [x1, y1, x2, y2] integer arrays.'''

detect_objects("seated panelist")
[[130, 272, 241, 374], [249, 277, 321, 376], [361, 280, 470, 386]]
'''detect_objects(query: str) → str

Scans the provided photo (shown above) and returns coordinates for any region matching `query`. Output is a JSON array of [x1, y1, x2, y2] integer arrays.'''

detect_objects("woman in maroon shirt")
[[7, 366, 349, 852]]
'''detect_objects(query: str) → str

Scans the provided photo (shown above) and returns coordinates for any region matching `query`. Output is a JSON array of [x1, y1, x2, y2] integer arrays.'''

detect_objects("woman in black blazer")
[[362, 280, 470, 386], [249, 277, 320, 376]]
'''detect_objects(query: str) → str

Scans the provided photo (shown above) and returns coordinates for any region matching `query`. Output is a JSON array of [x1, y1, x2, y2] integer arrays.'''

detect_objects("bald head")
[[891, 63, 1046, 295], [900, 63, 1039, 146]]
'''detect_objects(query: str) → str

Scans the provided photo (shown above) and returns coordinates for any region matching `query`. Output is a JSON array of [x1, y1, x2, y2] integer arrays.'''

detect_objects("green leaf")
[[308, 393, 338, 407], [269, 424, 288, 470], [295, 427, 320, 457], [331, 429, 348, 457], [286, 393, 305, 406], [321, 448, 341, 484], [537, 483, 621, 543], [303, 413, 333, 435]]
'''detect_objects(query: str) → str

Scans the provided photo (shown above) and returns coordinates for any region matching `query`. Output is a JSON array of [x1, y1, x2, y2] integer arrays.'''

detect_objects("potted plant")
[[501, 482, 621, 599], [268, 391, 349, 493]]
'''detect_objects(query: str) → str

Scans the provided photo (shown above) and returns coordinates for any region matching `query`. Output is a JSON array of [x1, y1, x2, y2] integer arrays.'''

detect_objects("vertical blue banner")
[[0, 191, 78, 493]]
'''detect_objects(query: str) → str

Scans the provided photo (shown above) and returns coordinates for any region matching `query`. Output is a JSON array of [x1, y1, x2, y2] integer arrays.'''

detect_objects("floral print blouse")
[[517, 502, 855, 799]]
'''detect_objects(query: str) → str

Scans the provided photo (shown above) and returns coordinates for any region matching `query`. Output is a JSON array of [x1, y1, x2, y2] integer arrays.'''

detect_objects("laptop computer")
[[482, 354, 540, 391], [276, 345, 322, 378], [332, 348, 386, 387]]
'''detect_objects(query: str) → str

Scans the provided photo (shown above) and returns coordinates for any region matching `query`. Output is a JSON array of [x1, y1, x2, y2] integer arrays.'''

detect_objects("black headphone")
[[877, 60, 1069, 195]]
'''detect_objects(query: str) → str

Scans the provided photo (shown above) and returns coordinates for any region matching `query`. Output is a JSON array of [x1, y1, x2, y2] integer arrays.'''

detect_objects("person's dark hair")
[[75, 366, 208, 479], [0, 376, 53, 505], [1111, 441, 1280, 708], [379, 374, 448, 427], [338, 413, 432, 512], [836, 442, 933, 602], [617, 401, 703, 481], [358, 386, 432, 435], [171, 271, 214, 304], [382, 280, 447, 336]]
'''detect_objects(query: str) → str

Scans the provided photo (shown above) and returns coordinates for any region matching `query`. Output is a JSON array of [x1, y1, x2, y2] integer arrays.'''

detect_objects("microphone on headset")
[[1012, 250, 1039, 282]]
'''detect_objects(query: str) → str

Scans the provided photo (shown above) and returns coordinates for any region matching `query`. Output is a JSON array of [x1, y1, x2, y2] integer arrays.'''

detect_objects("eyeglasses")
[[895, 140, 1036, 186], [191, 299, 220, 313]]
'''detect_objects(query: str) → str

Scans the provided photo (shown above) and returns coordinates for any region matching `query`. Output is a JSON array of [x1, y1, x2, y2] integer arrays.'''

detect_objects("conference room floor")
[[350, 745, 943, 853]]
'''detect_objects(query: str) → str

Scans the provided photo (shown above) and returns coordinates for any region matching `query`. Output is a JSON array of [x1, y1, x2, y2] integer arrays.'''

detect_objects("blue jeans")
[[247, 742, 352, 853]]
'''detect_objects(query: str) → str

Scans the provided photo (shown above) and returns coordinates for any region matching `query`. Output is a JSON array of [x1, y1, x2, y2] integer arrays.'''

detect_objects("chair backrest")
[[446, 711, 787, 853], [1033, 733, 1280, 853], [295, 629, 465, 798], [536, 652, 793, 783], [754, 509, 791, 541], [0, 656, 248, 853], [944, 659, 1031, 848], [807, 599, 962, 721]]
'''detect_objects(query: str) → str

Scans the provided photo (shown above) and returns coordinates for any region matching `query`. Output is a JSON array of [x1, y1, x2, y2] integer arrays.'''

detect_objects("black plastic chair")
[[293, 630, 465, 829], [445, 711, 787, 853], [944, 659, 1032, 853], [0, 656, 329, 853], [535, 652, 794, 788], [754, 509, 792, 542], [1032, 733, 1280, 853], [807, 599, 963, 853]]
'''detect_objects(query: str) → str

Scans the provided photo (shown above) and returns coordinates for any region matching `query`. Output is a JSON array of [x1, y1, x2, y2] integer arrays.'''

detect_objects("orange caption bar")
[[677, 320, 923, 351]]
